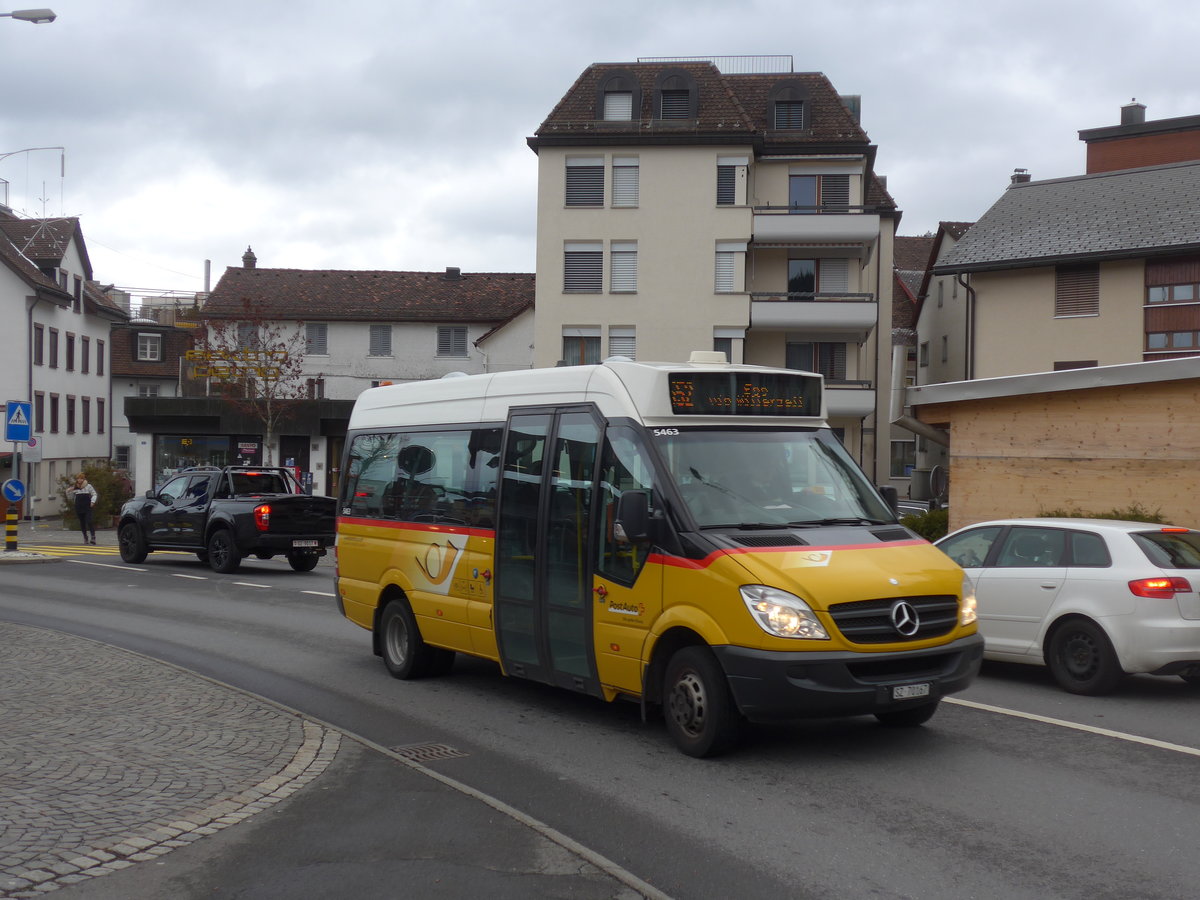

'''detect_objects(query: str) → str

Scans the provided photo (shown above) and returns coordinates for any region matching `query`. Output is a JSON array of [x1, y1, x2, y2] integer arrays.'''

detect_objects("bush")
[[1038, 502, 1167, 524], [901, 507, 949, 541], [58, 462, 134, 529]]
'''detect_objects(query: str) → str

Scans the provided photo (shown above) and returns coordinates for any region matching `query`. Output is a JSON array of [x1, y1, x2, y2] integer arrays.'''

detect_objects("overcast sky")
[[3, 0, 1198, 298]]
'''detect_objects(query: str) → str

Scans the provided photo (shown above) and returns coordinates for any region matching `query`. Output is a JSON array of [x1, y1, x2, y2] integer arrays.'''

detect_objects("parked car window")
[[1069, 530, 1111, 567], [1132, 531, 1200, 569], [937, 525, 1003, 568], [996, 527, 1065, 567]]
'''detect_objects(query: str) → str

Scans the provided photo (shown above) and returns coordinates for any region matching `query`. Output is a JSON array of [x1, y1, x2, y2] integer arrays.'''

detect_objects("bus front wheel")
[[663, 646, 741, 758], [380, 600, 432, 679]]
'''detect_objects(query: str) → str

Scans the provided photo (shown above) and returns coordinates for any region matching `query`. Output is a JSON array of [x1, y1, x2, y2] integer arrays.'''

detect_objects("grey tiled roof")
[[934, 161, 1200, 273]]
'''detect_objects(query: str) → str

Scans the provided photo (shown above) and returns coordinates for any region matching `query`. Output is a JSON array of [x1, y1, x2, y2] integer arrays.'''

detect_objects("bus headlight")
[[960, 574, 978, 626], [740, 585, 829, 640]]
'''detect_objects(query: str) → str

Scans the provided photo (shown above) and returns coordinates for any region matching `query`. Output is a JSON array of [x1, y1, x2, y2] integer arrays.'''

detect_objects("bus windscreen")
[[668, 372, 822, 416]]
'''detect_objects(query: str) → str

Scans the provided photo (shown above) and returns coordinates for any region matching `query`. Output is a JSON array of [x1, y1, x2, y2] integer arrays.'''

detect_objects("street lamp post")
[[0, 8, 56, 23]]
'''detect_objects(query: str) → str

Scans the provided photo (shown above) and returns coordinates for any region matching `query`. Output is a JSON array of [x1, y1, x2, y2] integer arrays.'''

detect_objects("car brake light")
[[1160, 527, 1190, 533], [1128, 576, 1192, 599], [254, 504, 270, 532]]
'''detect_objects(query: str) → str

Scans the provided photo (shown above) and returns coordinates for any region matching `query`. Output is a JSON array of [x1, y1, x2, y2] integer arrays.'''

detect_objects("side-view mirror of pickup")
[[145, 489, 158, 500]]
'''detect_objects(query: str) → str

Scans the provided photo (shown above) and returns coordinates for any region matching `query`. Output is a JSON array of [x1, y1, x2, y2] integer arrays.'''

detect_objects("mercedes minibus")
[[335, 353, 981, 756]]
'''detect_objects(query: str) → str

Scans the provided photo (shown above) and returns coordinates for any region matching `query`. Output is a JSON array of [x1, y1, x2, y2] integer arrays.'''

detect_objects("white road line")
[[172, 574, 208, 580], [301, 590, 335, 597], [947, 696, 1200, 758], [70, 560, 146, 572], [233, 582, 270, 588]]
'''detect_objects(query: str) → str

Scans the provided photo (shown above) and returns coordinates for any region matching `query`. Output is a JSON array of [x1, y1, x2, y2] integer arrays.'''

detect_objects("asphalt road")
[[4, 539, 1200, 899]]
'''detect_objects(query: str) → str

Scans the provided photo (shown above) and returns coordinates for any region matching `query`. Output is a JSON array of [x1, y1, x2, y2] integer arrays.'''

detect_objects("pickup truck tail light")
[[254, 504, 271, 532], [1128, 576, 1192, 599]]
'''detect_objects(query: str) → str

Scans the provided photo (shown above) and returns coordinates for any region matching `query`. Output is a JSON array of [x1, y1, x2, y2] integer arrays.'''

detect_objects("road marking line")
[[172, 574, 208, 580], [946, 697, 1200, 757], [69, 560, 146, 572], [233, 582, 270, 588], [301, 590, 335, 597]]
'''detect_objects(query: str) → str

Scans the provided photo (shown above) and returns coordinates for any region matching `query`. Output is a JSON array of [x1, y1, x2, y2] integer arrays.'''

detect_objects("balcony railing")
[[750, 291, 874, 303]]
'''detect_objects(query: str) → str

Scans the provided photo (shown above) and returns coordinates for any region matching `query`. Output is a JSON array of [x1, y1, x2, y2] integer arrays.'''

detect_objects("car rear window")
[[1131, 531, 1200, 569]]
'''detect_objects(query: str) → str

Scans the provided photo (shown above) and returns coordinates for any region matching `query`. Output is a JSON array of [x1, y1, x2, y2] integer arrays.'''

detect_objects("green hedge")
[[901, 508, 949, 541]]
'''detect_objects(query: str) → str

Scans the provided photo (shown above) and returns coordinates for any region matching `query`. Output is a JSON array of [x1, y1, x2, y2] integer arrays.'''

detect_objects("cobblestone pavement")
[[0, 623, 341, 899]]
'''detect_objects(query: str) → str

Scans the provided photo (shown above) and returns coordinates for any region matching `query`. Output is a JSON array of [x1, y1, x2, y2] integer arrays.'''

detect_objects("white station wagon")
[[935, 518, 1200, 694]]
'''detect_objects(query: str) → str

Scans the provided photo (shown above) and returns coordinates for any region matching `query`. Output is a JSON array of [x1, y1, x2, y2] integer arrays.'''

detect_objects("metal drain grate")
[[390, 742, 469, 762]]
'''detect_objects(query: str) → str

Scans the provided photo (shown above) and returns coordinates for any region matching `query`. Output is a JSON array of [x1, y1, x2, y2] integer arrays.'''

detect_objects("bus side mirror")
[[878, 485, 899, 515], [614, 490, 652, 544]]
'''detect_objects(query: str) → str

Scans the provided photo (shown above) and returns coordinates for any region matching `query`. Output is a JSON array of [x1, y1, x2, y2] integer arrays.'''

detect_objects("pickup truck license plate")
[[892, 683, 930, 701], [292, 540, 319, 548]]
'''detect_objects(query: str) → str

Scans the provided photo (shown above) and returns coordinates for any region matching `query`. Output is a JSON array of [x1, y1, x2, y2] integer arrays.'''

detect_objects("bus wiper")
[[698, 522, 784, 530], [786, 517, 890, 527]]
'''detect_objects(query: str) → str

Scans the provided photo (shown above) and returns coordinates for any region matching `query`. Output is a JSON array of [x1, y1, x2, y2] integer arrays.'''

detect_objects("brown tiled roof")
[[203, 267, 535, 322], [894, 235, 936, 273], [84, 281, 130, 320], [940, 221, 973, 241], [110, 324, 196, 378], [0, 216, 71, 302], [866, 173, 898, 212], [531, 62, 870, 149], [0, 214, 93, 277]]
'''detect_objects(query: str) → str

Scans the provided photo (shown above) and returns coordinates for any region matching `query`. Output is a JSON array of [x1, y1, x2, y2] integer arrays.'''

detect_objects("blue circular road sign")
[[2, 479, 25, 503]]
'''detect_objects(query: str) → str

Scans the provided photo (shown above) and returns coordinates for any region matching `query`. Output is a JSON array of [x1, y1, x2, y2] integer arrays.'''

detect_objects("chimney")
[[1121, 99, 1146, 126], [1011, 168, 1032, 184], [242, 246, 257, 269], [444, 266, 461, 280]]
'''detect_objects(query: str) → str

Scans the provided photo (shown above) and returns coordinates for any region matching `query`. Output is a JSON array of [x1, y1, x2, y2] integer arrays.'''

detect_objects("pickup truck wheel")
[[286, 551, 319, 572], [380, 599, 431, 679], [207, 530, 241, 574], [118, 522, 148, 564]]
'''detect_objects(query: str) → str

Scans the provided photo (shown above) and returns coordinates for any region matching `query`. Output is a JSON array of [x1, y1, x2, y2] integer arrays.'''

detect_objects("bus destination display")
[[668, 372, 822, 416]]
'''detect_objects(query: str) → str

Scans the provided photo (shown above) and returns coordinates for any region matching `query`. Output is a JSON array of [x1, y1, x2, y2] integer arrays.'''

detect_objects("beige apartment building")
[[527, 56, 900, 485]]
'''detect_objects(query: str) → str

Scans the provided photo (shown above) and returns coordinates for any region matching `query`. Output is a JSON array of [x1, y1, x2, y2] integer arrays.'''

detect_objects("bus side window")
[[597, 426, 655, 585]]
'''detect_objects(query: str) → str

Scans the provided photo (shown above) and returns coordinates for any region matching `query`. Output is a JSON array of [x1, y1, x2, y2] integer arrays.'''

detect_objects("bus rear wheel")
[[380, 599, 433, 679], [663, 646, 741, 758]]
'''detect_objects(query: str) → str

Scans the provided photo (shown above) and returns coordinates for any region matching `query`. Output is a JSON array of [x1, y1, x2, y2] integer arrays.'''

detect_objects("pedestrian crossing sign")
[[5, 401, 32, 443]]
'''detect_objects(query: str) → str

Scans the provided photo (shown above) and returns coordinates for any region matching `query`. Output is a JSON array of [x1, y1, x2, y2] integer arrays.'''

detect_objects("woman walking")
[[69, 473, 98, 545]]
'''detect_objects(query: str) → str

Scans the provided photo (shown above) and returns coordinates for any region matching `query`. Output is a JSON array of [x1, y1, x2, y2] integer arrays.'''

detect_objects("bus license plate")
[[292, 540, 319, 548], [893, 683, 930, 701]]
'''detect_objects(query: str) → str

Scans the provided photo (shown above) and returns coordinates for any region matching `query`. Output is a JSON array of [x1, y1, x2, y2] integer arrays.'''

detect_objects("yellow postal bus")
[[335, 353, 981, 756]]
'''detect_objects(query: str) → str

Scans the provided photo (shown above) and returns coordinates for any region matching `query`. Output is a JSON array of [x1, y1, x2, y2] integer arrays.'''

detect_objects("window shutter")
[[610, 242, 637, 293], [612, 158, 639, 207], [608, 330, 636, 359], [774, 100, 804, 128], [660, 89, 690, 118], [818, 258, 849, 293], [306, 323, 328, 355], [820, 175, 850, 212], [603, 92, 633, 120], [716, 166, 736, 205], [715, 251, 734, 293], [437, 326, 468, 357], [565, 158, 604, 206], [369, 324, 392, 356], [564, 243, 603, 292], [818, 343, 847, 380], [1055, 265, 1100, 316]]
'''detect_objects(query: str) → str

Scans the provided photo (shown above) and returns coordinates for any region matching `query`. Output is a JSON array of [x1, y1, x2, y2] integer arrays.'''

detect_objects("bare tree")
[[188, 298, 309, 465]]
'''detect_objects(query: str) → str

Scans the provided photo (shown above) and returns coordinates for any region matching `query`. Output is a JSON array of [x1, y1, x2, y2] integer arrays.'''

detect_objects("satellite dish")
[[929, 465, 948, 499]]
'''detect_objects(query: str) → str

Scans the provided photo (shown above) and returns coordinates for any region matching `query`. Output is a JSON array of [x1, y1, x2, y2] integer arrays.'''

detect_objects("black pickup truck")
[[117, 466, 336, 573]]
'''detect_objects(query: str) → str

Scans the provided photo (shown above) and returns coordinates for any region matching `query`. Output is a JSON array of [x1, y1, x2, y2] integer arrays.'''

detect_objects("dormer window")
[[653, 70, 698, 120], [768, 81, 811, 130], [774, 100, 805, 129], [595, 71, 641, 121], [660, 88, 690, 118], [604, 90, 633, 120]]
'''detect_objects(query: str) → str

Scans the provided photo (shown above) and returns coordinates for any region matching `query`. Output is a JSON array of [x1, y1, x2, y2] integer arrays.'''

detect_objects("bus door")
[[495, 407, 602, 696]]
